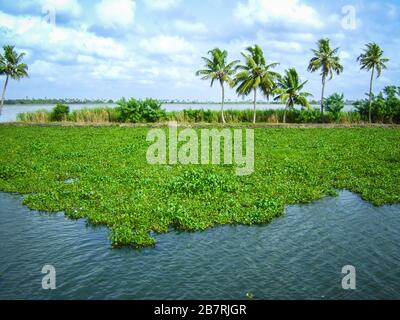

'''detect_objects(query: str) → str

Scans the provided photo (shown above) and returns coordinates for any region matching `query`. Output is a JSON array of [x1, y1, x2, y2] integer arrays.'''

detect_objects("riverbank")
[[0, 125, 399, 247], [1, 121, 400, 129]]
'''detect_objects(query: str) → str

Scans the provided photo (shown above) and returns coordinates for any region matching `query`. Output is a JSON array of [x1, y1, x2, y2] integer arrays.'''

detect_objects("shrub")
[[326, 93, 345, 122], [51, 104, 70, 121], [354, 86, 400, 123], [116, 98, 166, 123]]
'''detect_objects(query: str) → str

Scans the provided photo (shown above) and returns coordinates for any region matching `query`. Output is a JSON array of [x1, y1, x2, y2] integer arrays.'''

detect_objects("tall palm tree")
[[0, 45, 29, 116], [308, 38, 343, 116], [274, 68, 312, 123], [357, 43, 389, 123], [196, 48, 239, 123], [235, 45, 279, 123]]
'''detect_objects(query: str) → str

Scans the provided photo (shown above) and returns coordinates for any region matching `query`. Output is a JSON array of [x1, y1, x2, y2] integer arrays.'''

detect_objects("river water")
[[0, 104, 355, 123], [0, 190, 399, 300]]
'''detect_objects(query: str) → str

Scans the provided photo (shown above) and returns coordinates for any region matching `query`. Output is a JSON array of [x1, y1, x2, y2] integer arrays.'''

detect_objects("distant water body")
[[0, 103, 355, 123], [0, 190, 399, 300]]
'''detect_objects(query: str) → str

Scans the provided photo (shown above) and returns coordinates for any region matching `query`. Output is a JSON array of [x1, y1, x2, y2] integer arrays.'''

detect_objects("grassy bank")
[[17, 107, 365, 124], [0, 125, 399, 247]]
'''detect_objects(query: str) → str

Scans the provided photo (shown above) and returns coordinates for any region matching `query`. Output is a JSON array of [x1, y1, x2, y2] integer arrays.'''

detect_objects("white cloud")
[[37, 0, 82, 17], [174, 20, 208, 34], [91, 64, 132, 80], [142, 0, 181, 11], [139, 35, 193, 54], [234, 0, 323, 29], [0, 11, 128, 60], [267, 40, 303, 53], [95, 0, 136, 29]]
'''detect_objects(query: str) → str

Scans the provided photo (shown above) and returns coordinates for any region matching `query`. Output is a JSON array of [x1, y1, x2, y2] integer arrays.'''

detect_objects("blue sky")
[[0, 0, 399, 101]]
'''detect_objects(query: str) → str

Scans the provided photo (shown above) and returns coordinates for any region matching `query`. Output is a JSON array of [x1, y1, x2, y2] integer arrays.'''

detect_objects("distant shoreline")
[[4, 101, 357, 106]]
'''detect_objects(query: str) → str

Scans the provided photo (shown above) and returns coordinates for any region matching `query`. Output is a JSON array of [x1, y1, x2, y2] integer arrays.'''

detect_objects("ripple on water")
[[0, 190, 399, 300]]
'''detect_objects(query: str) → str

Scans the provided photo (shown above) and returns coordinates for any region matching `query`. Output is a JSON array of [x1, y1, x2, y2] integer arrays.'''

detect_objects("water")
[[0, 104, 355, 123], [0, 190, 399, 300]]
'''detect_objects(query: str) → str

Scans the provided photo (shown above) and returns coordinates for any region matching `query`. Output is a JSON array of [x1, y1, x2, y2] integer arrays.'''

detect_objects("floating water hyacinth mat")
[[0, 125, 399, 247]]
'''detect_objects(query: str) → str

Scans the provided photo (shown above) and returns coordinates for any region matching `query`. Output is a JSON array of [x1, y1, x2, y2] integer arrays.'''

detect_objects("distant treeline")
[[5, 98, 115, 105], [6, 98, 356, 105]]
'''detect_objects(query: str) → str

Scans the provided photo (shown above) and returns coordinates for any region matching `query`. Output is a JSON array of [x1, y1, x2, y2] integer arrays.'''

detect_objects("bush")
[[51, 104, 70, 121], [116, 98, 166, 123], [354, 86, 400, 123], [326, 93, 345, 122]]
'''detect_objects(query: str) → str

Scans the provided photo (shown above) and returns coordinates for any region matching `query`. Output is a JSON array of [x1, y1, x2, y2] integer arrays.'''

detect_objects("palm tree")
[[196, 48, 239, 123], [0, 45, 29, 116], [235, 45, 279, 123], [274, 68, 312, 123], [308, 38, 343, 116], [357, 43, 389, 123]]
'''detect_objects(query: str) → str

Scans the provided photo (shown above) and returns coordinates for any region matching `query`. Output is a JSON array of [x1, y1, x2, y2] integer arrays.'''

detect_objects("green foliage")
[[51, 104, 70, 121], [357, 43, 389, 77], [0, 45, 29, 80], [308, 39, 343, 80], [354, 86, 400, 123], [326, 93, 345, 121], [116, 98, 166, 123], [0, 125, 399, 248], [195, 48, 239, 88]]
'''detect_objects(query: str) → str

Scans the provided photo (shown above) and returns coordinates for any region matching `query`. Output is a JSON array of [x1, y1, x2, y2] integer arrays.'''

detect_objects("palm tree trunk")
[[220, 81, 225, 124], [320, 75, 326, 117], [253, 88, 257, 124], [0, 75, 9, 117], [368, 67, 375, 124], [283, 103, 288, 124]]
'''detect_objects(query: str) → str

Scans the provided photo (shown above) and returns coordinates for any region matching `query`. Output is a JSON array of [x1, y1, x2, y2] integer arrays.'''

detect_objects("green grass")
[[0, 125, 399, 248]]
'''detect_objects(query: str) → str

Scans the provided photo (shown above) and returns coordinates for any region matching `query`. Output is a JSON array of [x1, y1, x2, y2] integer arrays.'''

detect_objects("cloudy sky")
[[0, 0, 399, 101]]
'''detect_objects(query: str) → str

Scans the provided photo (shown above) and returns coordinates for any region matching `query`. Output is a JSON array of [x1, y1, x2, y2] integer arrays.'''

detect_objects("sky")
[[0, 0, 399, 101]]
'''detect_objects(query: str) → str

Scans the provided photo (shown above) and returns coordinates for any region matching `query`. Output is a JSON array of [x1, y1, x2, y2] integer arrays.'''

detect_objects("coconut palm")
[[357, 43, 389, 123], [274, 68, 312, 123], [196, 48, 239, 123], [0, 45, 29, 116], [308, 38, 343, 116], [235, 45, 280, 123]]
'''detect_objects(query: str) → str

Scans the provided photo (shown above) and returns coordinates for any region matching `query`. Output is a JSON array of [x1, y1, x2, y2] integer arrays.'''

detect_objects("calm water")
[[0, 190, 399, 300], [0, 103, 355, 123]]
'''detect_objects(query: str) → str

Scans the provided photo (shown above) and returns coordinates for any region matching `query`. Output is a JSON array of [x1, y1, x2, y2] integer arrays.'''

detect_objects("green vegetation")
[[274, 68, 312, 123], [308, 38, 344, 116], [116, 98, 166, 123], [326, 93, 345, 122], [234, 45, 280, 123], [17, 105, 366, 124], [51, 104, 70, 121], [0, 45, 29, 115], [0, 125, 399, 248], [196, 48, 239, 123], [354, 86, 400, 123], [357, 43, 390, 123]]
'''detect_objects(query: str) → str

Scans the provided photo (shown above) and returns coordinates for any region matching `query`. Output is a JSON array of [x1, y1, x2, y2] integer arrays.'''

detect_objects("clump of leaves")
[[51, 104, 70, 121], [116, 98, 166, 123]]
